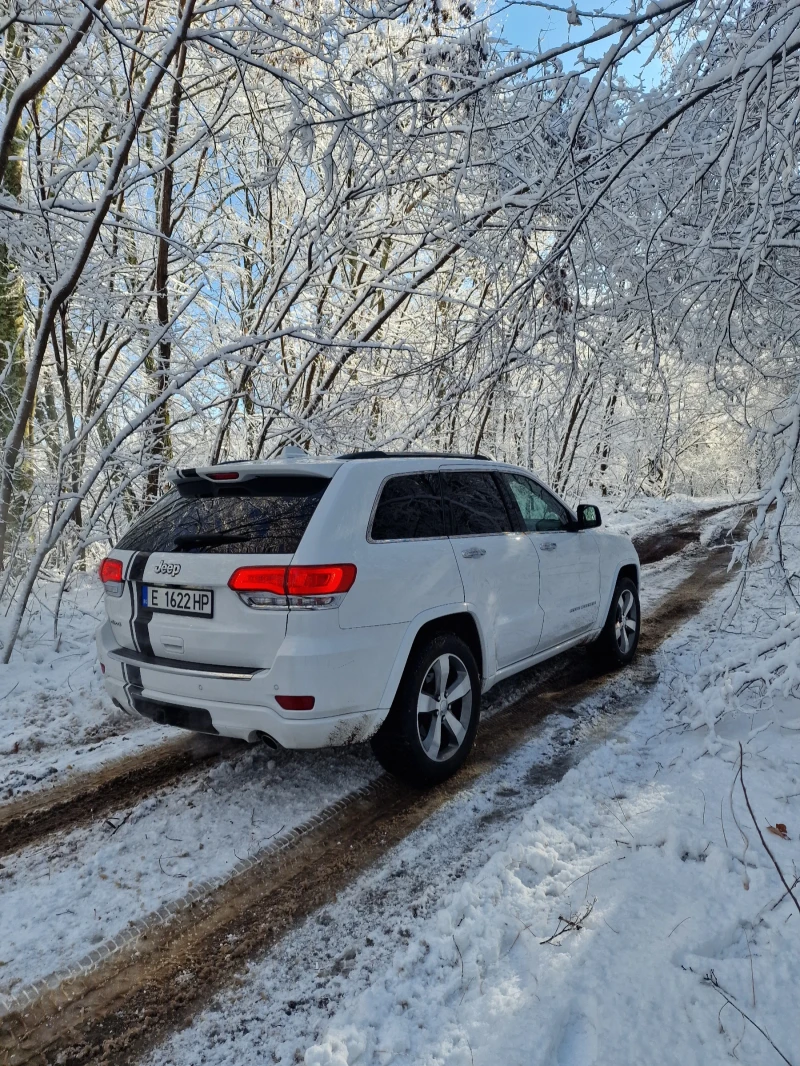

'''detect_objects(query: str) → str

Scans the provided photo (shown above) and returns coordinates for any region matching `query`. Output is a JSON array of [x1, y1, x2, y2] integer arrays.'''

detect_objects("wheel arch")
[[594, 556, 640, 637], [617, 562, 639, 588], [378, 607, 485, 711]]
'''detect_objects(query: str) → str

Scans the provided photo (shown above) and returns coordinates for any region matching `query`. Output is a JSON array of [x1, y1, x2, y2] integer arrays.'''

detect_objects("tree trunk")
[[145, 26, 188, 500]]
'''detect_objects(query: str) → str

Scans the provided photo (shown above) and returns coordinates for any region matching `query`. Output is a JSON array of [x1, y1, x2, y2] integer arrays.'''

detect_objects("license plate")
[[142, 585, 214, 617]]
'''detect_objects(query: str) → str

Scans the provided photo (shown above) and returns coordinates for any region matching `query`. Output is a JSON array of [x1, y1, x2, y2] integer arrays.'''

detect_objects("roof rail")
[[336, 450, 492, 461]]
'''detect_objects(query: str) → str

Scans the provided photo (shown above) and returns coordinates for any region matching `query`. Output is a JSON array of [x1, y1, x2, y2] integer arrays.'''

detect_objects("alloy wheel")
[[614, 588, 638, 654], [416, 653, 473, 762]]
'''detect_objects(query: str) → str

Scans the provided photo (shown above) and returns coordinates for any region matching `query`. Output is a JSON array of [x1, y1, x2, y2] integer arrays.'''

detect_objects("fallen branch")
[[770, 876, 800, 912], [708, 978, 795, 1066], [105, 810, 132, 836], [540, 899, 595, 945], [739, 743, 800, 917]]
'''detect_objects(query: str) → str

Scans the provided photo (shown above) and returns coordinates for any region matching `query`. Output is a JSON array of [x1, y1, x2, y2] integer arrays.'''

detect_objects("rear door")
[[441, 469, 543, 671], [109, 474, 330, 669], [501, 473, 600, 649]]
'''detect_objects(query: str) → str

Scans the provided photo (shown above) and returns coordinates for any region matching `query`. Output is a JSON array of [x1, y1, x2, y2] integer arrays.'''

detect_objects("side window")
[[503, 474, 571, 533], [441, 472, 514, 536], [370, 473, 445, 541]]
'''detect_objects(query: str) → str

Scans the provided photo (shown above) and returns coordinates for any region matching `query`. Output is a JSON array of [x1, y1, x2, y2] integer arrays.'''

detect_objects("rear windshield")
[[116, 476, 329, 555]]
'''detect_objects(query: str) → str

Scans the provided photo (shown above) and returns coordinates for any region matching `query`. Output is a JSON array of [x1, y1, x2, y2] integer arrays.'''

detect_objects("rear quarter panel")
[[295, 462, 466, 630]]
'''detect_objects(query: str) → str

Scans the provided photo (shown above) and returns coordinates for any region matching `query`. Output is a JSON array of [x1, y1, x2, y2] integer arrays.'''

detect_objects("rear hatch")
[[107, 472, 331, 670]]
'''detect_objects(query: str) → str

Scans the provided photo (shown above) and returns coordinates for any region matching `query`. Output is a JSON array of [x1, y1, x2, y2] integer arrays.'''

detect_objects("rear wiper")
[[172, 532, 250, 549]]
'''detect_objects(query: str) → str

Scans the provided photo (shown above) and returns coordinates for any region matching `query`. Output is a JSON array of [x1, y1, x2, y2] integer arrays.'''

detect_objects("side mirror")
[[577, 503, 601, 530]]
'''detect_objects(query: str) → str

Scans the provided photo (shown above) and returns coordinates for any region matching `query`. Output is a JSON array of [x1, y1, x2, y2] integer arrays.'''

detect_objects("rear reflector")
[[275, 695, 315, 710], [208, 471, 239, 481], [99, 558, 123, 583]]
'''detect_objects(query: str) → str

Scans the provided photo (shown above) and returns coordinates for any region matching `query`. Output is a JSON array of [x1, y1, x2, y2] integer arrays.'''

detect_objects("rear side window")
[[442, 472, 514, 536], [116, 476, 329, 554], [370, 473, 445, 541]]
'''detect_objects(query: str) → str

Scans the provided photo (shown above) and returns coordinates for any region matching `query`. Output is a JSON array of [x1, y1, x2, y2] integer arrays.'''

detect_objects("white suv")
[[96, 452, 640, 784]]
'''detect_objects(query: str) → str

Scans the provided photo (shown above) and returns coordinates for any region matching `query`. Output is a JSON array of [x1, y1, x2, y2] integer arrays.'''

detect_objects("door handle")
[[540, 542, 557, 551], [461, 547, 486, 559]]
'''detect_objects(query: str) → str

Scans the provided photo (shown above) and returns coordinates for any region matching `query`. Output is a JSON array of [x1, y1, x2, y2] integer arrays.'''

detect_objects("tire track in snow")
[[0, 544, 738, 1066], [0, 734, 239, 860]]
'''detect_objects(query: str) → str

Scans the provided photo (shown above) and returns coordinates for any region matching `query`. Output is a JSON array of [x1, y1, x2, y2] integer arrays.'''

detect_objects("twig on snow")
[[745, 930, 756, 1009], [709, 978, 795, 1066], [453, 934, 464, 986], [158, 854, 186, 879], [105, 810, 131, 835], [564, 860, 613, 891], [769, 876, 800, 912], [540, 899, 595, 945], [730, 757, 751, 890], [739, 743, 800, 917], [667, 916, 692, 938]]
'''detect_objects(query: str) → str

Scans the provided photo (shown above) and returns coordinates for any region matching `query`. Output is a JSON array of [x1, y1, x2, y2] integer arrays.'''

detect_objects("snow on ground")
[[0, 741, 378, 995], [0, 494, 743, 801], [599, 493, 746, 541], [0, 577, 168, 799], [145, 514, 800, 1066]]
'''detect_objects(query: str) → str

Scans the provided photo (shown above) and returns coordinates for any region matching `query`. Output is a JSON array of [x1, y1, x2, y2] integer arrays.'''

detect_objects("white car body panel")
[[96, 456, 639, 748], [452, 531, 542, 672], [532, 529, 601, 648]]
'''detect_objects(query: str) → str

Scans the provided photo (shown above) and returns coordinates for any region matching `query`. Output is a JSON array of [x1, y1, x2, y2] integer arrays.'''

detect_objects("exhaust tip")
[[253, 730, 280, 750]]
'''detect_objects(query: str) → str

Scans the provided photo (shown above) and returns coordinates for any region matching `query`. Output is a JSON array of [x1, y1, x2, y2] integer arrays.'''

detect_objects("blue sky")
[[492, 1, 664, 84]]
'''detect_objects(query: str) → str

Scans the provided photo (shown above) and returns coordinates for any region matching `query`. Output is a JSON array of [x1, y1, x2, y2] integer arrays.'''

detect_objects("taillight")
[[228, 564, 356, 609], [99, 557, 124, 597], [286, 565, 357, 596], [228, 567, 287, 594]]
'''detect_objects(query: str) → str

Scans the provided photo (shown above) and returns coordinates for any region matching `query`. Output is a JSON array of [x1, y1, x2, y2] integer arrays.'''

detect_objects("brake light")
[[228, 564, 356, 609], [275, 695, 315, 711], [99, 558, 123, 583], [208, 471, 239, 480], [228, 566, 287, 595], [286, 565, 357, 596], [99, 558, 123, 601], [99, 557, 124, 596]]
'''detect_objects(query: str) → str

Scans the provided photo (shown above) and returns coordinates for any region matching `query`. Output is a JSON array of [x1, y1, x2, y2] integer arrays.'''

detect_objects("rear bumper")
[[95, 622, 390, 748]]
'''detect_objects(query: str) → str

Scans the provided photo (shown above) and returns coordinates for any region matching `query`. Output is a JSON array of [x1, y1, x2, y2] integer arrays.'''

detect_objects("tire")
[[371, 632, 481, 787], [590, 576, 640, 668]]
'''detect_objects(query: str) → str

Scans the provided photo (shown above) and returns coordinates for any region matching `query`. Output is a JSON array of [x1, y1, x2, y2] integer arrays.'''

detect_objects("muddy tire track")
[[0, 735, 240, 860], [0, 545, 736, 1066], [0, 502, 747, 861]]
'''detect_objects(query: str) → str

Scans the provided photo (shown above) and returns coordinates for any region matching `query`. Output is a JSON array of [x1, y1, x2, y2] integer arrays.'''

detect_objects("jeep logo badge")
[[154, 559, 181, 577]]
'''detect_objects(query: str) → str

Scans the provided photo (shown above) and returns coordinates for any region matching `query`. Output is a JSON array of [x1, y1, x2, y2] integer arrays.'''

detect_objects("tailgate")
[[105, 473, 331, 670]]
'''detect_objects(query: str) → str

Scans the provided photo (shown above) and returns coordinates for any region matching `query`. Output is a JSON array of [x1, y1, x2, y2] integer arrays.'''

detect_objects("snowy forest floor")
[[4, 494, 799, 1066]]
